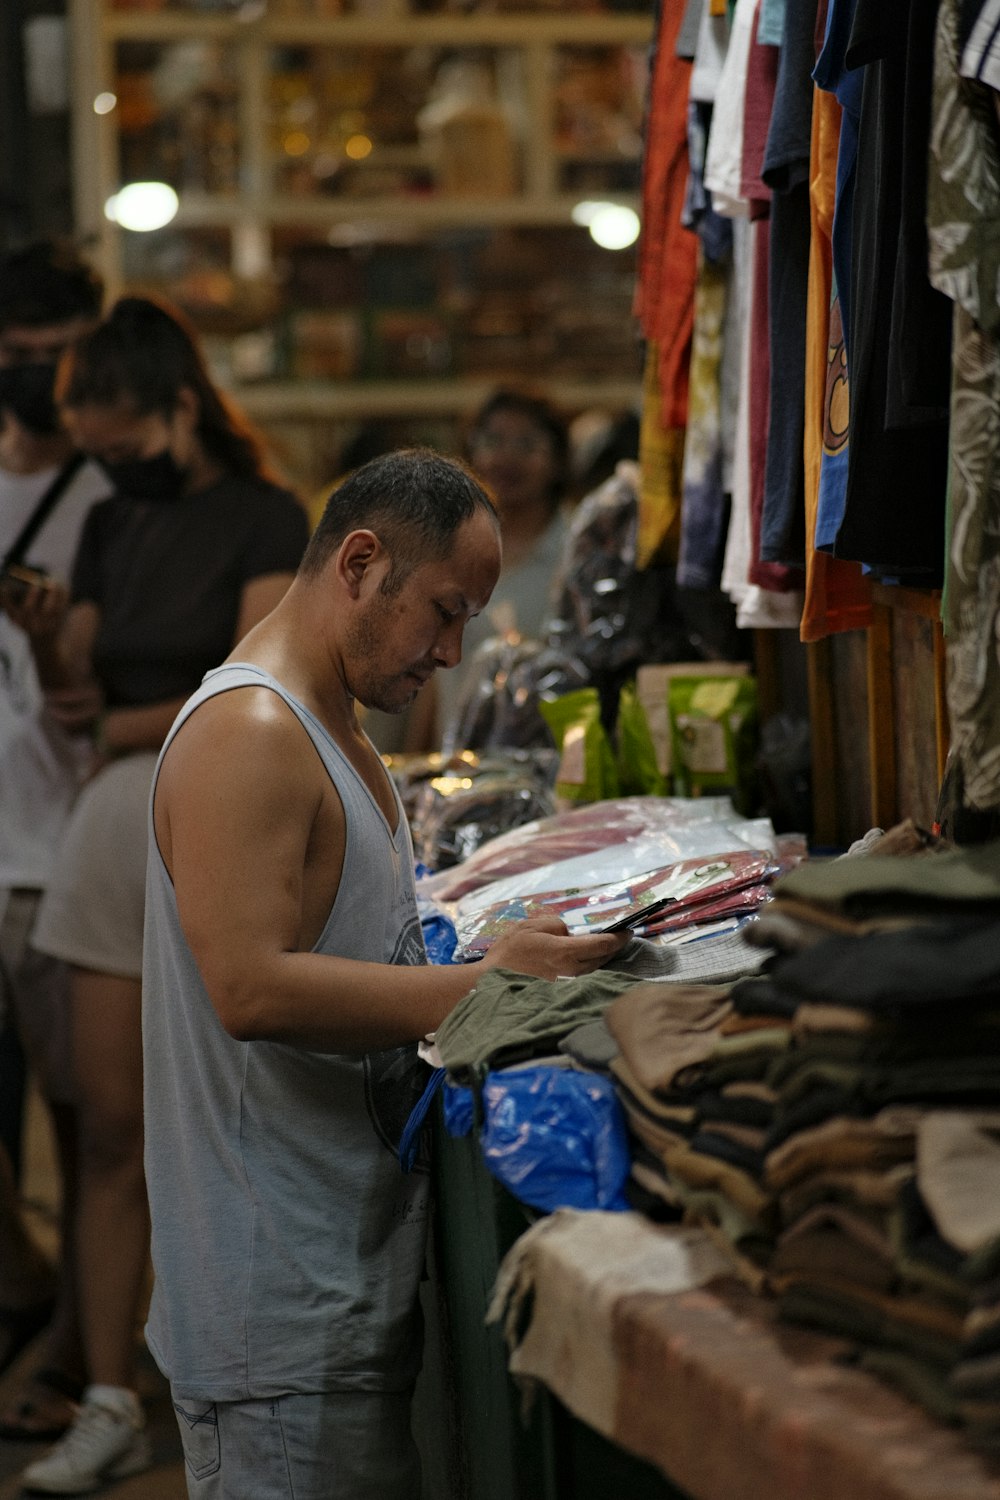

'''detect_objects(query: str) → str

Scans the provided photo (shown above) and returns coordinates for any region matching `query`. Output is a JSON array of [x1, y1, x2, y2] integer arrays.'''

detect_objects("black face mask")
[[0, 362, 59, 434], [98, 448, 189, 504]]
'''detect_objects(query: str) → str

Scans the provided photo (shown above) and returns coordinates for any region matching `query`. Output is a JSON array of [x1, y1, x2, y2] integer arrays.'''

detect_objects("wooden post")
[[807, 638, 838, 847], [933, 618, 950, 786], [752, 629, 781, 724], [866, 602, 897, 829]]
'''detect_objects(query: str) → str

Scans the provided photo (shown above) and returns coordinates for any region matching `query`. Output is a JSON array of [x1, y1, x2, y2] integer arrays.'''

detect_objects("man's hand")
[[480, 914, 630, 980]]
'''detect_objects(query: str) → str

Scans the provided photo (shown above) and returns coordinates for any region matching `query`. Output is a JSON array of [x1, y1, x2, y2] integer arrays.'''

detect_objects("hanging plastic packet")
[[635, 661, 752, 783], [615, 680, 668, 797], [669, 674, 759, 810], [539, 688, 619, 805]]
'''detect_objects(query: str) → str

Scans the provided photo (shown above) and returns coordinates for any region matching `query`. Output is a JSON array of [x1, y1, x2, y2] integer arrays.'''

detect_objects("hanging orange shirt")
[[635, 0, 698, 434]]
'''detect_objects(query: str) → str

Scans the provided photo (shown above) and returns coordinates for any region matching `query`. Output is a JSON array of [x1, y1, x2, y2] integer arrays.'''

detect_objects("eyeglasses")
[[0, 337, 75, 367], [471, 430, 553, 457]]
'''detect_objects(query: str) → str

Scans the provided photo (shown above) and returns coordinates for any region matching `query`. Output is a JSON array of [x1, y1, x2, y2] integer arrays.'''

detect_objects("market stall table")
[[432, 1128, 1000, 1500]]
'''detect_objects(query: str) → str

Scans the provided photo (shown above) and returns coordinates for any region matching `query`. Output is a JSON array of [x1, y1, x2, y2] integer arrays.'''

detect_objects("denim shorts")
[[172, 1387, 421, 1500]]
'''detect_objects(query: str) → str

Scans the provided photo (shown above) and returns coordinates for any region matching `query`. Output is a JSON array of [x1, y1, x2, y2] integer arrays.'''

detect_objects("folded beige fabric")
[[606, 982, 733, 1094], [918, 1111, 1000, 1254], [487, 1209, 730, 1434]]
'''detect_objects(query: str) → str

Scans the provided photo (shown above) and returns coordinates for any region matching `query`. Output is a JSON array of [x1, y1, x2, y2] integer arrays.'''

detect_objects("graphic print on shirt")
[[822, 293, 849, 458], [364, 911, 432, 1167]]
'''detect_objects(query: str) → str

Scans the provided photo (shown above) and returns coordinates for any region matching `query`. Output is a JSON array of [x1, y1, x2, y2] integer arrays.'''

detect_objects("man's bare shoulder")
[[154, 682, 339, 880], [158, 683, 326, 804]]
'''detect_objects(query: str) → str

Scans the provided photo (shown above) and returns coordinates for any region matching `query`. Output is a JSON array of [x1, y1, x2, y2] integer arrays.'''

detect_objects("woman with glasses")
[[434, 388, 570, 746]]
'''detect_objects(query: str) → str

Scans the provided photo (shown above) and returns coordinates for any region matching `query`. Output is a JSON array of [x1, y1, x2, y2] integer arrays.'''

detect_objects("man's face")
[[0, 317, 95, 435], [345, 508, 501, 714]]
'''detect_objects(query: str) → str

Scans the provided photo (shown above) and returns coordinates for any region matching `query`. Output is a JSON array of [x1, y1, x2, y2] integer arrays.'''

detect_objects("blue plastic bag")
[[415, 868, 459, 966], [442, 1078, 475, 1137], [479, 1066, 630, 1213]]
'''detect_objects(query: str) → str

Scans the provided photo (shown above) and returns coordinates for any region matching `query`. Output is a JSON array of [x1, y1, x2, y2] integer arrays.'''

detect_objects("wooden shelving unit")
[[68, 0, 652, 490]]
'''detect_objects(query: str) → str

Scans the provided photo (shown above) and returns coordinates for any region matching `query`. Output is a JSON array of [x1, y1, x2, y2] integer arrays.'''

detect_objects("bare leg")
[[71, 969, 147, 1392], [35, 1100, 84, 1377]]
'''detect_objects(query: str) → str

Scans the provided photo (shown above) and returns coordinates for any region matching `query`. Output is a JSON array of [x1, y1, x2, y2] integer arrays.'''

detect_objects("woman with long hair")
[[3, 296, 309, 1493]]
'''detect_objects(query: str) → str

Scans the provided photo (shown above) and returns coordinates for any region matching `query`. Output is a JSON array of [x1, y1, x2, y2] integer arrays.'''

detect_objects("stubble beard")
[[345, 592, 428, 715]]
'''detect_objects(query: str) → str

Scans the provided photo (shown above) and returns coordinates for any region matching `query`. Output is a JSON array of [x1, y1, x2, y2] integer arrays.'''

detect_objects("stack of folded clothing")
[[606, 838, 1000, 1432], [922, 1112, 1000, 1442], [605, 980, 785, 1280]]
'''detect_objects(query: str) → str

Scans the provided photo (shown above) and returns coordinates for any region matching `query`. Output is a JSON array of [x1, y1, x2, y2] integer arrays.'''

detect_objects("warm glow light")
[[344, 134, 373, 161], [283, 130, 311, 157], [104, 181, 178, 232], [93, 91, 117, 115], [588, 204, 640, 250], [571, 199, 603, 227]]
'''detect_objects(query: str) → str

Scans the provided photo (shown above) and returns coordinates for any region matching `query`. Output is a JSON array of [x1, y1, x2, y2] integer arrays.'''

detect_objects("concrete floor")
[[0, 1089, 186, 1499]]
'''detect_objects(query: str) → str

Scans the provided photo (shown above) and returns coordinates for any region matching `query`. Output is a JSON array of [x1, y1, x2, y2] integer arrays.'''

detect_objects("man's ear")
[[336, 529, 383, 598]]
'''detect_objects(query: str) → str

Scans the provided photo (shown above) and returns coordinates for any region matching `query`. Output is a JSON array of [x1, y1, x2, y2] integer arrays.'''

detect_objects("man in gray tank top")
[[138, 450, 627, 1500]]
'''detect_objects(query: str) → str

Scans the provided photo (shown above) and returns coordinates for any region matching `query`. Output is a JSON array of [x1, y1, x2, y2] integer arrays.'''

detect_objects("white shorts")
[[33, 752, 158, 981]]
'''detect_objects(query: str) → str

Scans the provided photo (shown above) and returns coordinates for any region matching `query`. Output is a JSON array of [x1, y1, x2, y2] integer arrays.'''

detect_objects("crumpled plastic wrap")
[[547, 463, 711, 718], [393, 750, 558, 872], [420, 793, 776, 905], [440, 463, 717, 758], [442, 636, 590, 756], [443, 1066, 631, 1213]]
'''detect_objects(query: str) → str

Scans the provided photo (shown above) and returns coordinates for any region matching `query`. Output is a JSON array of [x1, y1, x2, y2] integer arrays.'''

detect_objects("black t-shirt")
[[835, 0, 950, 577], [758, 0, 820, 567], [72, 474, 309, 707]]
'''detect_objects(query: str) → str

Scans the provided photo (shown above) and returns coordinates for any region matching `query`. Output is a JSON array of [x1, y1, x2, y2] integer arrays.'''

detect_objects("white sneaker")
[[21, 1386, 152, 1495]]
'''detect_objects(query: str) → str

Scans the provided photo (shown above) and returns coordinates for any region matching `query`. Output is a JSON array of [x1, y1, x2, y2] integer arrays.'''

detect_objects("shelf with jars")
[[70, 0, 651, 494]]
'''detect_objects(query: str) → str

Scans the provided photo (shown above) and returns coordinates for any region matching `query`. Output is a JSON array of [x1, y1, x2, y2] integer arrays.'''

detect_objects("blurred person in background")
[[0, 241, 108, 1443], [4, 296, 309, 1494], [433, 387, 571, 747]]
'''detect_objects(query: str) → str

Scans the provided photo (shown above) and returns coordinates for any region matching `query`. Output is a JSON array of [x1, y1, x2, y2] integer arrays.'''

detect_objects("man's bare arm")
[[155, 690, 626, 1052]]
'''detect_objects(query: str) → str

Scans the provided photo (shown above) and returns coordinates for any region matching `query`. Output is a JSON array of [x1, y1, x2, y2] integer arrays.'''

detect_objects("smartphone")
[[0, 562, 50, 605], [593, 895, 678, 934]]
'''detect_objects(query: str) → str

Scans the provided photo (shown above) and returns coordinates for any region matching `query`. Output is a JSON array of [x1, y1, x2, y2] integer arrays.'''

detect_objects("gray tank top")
[[142, 663, 430, 1401]]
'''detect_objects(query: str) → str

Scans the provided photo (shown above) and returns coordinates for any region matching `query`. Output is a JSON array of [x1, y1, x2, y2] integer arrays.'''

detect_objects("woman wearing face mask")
[[6, 296, 309, 1495]]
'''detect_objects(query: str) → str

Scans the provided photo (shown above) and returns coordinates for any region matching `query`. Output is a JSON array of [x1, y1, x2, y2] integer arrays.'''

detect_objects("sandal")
[[0, 1297, 55, 1381], [0, 1366, 83, 1442]]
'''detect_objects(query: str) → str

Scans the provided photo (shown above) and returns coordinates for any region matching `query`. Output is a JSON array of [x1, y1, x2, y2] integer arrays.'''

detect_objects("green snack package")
[[539, 688, 619, 804], [668, 674, 759, 810], [616, 681, 669, 797]]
